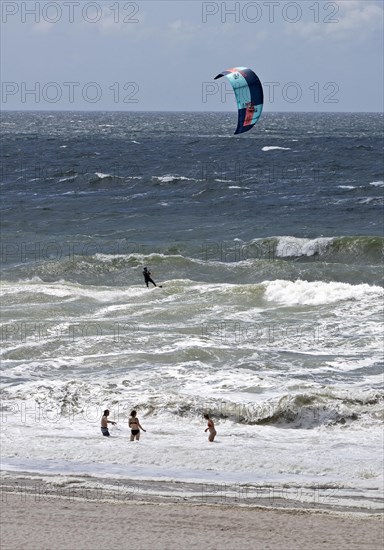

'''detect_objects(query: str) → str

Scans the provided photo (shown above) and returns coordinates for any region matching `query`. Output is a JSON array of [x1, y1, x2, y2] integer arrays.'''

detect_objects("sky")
[[1, 0, 383, 112]]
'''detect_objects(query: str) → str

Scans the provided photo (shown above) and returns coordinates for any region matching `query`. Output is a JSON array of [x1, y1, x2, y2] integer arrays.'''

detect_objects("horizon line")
[[1, 109, 382, 115]]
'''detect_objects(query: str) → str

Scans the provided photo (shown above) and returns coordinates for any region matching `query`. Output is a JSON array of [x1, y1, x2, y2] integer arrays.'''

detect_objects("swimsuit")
[[101, 427, 110, 436], [131, 429, 140, 436]]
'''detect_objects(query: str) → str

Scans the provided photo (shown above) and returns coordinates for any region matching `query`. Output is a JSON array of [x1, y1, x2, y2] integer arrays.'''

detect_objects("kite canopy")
[[214, 67, 263, 135]]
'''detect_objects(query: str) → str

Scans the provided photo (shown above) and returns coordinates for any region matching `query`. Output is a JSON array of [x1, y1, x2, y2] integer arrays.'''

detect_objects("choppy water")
[[1, 111, 383, 509]]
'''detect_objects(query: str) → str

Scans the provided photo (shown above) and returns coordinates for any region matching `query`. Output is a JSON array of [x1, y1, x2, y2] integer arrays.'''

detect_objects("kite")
[[214, 67, 263, 134]]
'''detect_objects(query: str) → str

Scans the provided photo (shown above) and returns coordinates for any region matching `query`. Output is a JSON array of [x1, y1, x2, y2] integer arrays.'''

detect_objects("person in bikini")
[[128, 410, 146, 441], [204, 413, 217, 442], [100, 409, 116, 437]]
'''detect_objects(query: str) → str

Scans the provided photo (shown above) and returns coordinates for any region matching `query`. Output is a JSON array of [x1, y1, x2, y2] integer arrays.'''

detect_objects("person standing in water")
[[128, 410, 146, 441], [100, 409, 116, 437], [204, 414, 217, 442], [142, 267, 156, 288]]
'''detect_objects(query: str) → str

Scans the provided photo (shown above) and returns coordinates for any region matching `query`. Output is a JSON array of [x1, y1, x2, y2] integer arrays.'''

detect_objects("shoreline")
[[1, 474, 383, 550], [1, 470, 383, 515]]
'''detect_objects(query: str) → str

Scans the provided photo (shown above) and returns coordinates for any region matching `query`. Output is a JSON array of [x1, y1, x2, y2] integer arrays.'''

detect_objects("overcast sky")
[[1, 0, 383, 112]]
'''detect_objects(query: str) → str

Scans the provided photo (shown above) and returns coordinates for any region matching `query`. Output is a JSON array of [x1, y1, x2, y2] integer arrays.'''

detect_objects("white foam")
[[94, 172, 112, 179], [263, 279, 382, 306], [1, 410, 382, 509], [262, 146, 291, 152], [153, 175, 198, 184], [369, 181, 384, 187], [275, 236, 333, 257], [2, 264, 382, 510], [0, 279, 143, 302], [58, 177, 77, 183]]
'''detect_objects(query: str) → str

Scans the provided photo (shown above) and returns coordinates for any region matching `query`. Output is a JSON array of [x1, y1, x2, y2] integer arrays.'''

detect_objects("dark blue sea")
[[1, 111, 383, 509]]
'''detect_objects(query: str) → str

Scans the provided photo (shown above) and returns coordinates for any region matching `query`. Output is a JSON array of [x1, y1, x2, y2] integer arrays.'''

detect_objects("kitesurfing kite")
[[214, 67, 263, 135]]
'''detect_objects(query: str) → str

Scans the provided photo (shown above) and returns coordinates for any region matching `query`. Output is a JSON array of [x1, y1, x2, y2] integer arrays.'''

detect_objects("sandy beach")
[[1, 475, 383, 550]]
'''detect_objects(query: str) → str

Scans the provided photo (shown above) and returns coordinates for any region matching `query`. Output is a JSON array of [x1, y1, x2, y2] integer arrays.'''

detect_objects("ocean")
[[1, 111, 383, 510]]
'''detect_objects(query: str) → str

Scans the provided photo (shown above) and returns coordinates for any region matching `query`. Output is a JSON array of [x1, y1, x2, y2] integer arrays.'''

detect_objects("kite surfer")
[[142, 266, 157, 287]]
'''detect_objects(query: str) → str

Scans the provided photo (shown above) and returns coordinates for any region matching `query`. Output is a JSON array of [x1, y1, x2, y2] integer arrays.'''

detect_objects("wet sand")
[[1, 475, 383, 550]]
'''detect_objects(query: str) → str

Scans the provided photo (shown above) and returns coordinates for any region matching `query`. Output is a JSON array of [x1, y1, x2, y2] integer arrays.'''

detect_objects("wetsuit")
[[143, 269, 156, 287]]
